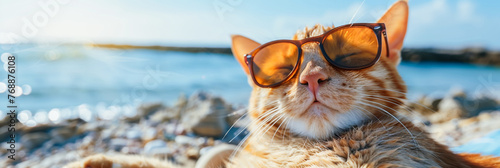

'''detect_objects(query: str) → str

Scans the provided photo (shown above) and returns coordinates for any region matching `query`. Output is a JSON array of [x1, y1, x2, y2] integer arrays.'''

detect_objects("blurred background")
[[0, 0, 499, 167]]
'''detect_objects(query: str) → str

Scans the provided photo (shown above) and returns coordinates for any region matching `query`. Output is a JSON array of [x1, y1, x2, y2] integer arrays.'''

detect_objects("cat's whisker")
[[301, 137, 310, 149], [222, 111, 249, 141], [271, 116, 290, 143], [240, 104, 291, 143], [234, 112, 288, 159], [357, 100, 420, 148], [357, 95, 431, 132], [228, 106, 281, 143], [231, 130, 253, 159], [351, 105, 388, 130], [231, 108, 283, 158], [360, 94, 406, 109], [360, 87, 408, 93], [256, 113, 287, 141], [357, 94, 427, 137], [361, 93, 438, 118]]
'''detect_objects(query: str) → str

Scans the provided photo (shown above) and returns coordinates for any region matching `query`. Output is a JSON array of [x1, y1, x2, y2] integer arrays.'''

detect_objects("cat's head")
[[231, 1, 409, 139]]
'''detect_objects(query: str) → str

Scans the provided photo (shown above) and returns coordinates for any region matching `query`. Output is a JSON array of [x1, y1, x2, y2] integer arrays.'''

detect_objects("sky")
[[0, 0, 499, 49]]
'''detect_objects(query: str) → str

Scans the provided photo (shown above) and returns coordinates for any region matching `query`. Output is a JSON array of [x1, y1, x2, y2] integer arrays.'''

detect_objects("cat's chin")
[[287, 106, 368, 139]]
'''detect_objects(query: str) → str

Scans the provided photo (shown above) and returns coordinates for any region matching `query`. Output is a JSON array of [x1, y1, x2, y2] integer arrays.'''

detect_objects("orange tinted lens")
[[323, 26, 379, 68], [252, 42, 299, 86]]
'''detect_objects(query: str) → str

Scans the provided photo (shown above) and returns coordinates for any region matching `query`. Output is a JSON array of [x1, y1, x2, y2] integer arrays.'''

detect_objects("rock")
[[80, 132, 97, 149], [458, 117, 479, 128], [142, 127, 158, 142], [121, 146, 141, 154], [126, 128, 142, 140], [175, 135, 195, 146], [77, 121, 107, 135], [50, 127, 76, 144], [145, 146, 173, 158], [151, 94, 187, 123], [144, 139, 167, 154], [186, 147, 200, 159], [21, 132, 51, 150], [433, 93, 467, 123], [138, 103, 165, 117], [126, 103, 165, 122], [411, 96, 438, 116], [463, 96, 498, 117], [22, 124, 57, 134], [109, 138, 128, 152], [400, 48, 500, 66], [181, 92, 232, 137], [429, 88, 499, 123]]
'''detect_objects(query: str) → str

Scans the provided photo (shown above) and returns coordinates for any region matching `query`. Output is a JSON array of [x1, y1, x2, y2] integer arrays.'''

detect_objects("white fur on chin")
[[287, 107, 368, 139]]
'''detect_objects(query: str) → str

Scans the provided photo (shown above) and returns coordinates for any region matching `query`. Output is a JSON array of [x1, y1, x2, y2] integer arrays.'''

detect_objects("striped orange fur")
[[228, 0, 500, 167]]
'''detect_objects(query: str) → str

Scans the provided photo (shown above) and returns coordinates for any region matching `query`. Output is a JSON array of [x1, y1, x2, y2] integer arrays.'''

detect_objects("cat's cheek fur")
[[287, 108, 368, 139]]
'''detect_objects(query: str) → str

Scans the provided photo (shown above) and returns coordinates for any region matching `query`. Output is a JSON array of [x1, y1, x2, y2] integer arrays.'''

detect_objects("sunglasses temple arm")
[[244, 54, 251, 65], [382, 30, 390, 58]]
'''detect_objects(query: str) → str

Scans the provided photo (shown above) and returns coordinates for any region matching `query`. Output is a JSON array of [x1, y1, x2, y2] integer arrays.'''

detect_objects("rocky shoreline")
[[1, 90, 499, 168], [401, 47, 500, 66], [88, 43, 500, 66]]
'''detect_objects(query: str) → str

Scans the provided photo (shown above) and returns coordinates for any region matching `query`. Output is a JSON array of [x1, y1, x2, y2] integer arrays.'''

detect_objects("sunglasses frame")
[[244, 23, 389, 88]]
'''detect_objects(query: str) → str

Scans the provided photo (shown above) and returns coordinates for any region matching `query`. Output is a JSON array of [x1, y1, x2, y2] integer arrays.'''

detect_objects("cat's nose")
[[299, 67, 329, 94]]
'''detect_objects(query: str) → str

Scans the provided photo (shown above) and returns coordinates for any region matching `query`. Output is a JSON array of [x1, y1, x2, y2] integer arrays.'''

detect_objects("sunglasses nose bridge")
[[299, 41, 320, 48], [299, 36, 323, 47]]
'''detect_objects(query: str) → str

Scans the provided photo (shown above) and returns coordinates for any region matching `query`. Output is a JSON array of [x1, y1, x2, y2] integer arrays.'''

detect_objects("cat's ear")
[[377, 0, 409, 66], [231, 35, 261, 75]]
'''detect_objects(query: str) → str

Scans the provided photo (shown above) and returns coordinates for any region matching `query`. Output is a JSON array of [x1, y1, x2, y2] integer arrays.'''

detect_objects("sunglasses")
[[244, 23, 389, 88]]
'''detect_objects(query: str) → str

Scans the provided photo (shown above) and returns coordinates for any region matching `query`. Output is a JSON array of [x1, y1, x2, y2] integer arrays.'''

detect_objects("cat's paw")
[[65, 154, 178, 168], [195, 144, 237, 168], [64, 154, 114, 168], [82, 154, 115, 168]]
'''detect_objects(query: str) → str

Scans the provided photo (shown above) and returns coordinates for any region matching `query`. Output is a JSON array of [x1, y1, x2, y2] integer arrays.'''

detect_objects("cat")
[[224, 0, 500, 167], [66, 0, 500, 167]]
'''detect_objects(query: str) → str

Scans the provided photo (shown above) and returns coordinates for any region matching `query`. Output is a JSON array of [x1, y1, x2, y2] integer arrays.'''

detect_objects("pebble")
[[109, 138, 128, 152], [144, 139, 167, 154], [186, 147, 200, 159], [126, 128, 142, 140], [175, 135, 195, 146]]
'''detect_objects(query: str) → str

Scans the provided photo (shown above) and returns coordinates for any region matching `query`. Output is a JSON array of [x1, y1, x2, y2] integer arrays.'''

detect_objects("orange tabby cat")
[[67, 1, 500, 168], [225, 0, 500, 167]]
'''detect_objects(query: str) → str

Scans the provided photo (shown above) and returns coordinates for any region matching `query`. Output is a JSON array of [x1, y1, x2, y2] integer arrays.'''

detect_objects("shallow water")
[[453, 129, 500, 157], [1, 44, 499, 118]]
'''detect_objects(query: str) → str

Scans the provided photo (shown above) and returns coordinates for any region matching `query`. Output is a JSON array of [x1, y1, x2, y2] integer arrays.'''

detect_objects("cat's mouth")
[[311, 101, 323, 107], [312, 98, 325, 105]]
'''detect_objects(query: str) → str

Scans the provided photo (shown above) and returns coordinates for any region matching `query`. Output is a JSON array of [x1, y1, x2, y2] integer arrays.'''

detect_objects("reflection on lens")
[[252, 42, 298, 86], [323, 26, 379, 69]]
